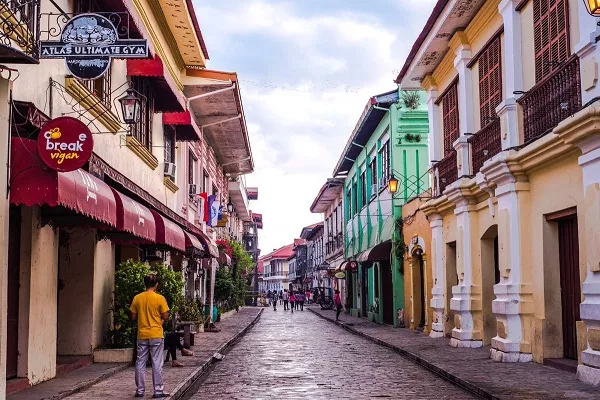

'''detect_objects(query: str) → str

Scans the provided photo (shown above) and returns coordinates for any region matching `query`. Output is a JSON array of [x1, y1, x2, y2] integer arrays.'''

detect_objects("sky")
[[193, 0, 436, 255]]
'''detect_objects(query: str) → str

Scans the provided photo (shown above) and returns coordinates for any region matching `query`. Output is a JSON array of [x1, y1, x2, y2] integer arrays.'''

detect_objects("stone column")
[[428, 214, 446, 338], [454, 39, 474, 136], [488, 161, 534, 362], [576, 135, 600, 385], [498, 0, 524, 149], [208, 259, 217, 324], [454, 136, 471, 177], [447, 186, 483, 348]]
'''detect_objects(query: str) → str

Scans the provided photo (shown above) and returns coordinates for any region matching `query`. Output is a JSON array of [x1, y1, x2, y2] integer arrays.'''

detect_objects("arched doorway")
[[481, 225, 499, 345], [410, 240, 426, 331]]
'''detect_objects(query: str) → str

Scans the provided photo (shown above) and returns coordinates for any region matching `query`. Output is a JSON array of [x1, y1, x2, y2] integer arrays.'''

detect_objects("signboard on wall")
[[37, 117, 93, 172], [39, 13, 148, 80]]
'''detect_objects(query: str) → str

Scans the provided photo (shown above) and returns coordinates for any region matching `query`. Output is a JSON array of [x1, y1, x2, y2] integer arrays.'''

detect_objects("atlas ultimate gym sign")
[[40, 13, 148, 80]]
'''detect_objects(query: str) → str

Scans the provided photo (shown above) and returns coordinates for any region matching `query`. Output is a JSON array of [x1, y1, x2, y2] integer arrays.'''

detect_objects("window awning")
[[219, 250, 232, 266], [127, 55, 186, 112], [338, 260, 358, 272], [10, 138, 117, 227], [193, 230, 219, 258], [110, 188, 155, 242], [356, 241, 392, 263], [184, 231, 204, 252], [162, 110, 201, 141], [150, 210, 186, 252]]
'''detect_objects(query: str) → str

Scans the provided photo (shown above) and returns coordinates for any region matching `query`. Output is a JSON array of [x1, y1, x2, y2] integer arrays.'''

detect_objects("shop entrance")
[[361, 265, 368, 317], [557, 216, 580, 360], [481, 225, 499, 345], [7, 205, 21, 379], [381, 261, 393, 325], [412, 251, 426, 329]]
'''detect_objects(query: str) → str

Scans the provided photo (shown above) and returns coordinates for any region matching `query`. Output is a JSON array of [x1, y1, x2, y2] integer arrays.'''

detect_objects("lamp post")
[[118, 88, 141, 125]]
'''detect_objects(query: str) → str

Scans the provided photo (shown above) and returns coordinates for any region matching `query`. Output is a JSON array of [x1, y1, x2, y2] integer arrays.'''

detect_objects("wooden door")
[[558, 216, 581, 360], [418, 255, 426, 327], [361, 266, 368, 317], [381, 262, 393, 325], [7, 206, 20, 378]]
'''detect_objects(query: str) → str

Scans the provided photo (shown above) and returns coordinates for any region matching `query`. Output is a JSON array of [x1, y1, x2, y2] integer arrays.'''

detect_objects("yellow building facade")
[[398, 0, 600, 384]]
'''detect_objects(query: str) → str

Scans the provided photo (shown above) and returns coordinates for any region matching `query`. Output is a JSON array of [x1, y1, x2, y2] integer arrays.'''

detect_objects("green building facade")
[[333, 89, 429, 327]]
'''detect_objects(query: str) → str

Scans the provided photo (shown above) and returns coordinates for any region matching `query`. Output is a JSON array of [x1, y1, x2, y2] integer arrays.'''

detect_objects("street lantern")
[[387, 174, 399, 194], [227, 200, 234, 213], [118, 89, 141, 125], [585, 0, 600, 16]]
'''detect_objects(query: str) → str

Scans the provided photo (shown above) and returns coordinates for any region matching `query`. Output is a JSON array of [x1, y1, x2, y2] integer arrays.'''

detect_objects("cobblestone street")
[[183, 306, 476, 399]]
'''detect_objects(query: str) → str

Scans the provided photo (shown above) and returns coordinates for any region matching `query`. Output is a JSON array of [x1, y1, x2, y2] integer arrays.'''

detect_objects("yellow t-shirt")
[[130, 291, 169, 340]]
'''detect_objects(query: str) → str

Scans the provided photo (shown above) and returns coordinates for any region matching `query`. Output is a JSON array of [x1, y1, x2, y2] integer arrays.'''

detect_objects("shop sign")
[[335, 271, 346, 279], [37, 117, 93, 172], [39, 13, 148, 80]]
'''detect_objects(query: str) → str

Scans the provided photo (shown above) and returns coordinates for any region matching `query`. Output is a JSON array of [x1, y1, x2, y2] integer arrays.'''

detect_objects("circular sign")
[[61, 14, 118, 80], [335, 272, 346, 279], [37, 117, 93, 172]]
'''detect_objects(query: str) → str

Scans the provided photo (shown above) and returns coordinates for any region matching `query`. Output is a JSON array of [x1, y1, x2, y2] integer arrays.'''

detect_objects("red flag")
[[199, 192, 208, 223]]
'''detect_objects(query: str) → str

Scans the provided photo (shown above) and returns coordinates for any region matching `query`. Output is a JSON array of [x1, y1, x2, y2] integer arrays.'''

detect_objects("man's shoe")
[[134, 394, 144, 398], [152, 394, 170, 398]]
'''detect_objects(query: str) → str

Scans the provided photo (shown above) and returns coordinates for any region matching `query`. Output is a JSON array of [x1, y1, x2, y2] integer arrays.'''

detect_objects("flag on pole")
[[209, 195, 219, 227], [199, 192, 208, 223]]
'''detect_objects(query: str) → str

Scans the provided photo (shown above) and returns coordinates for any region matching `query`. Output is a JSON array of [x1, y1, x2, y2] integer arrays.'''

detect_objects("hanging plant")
[[402, 91, 421, 110], [414, 134, 422, 142], [392, 217, 406, 274], [405, 133, 415, 142]]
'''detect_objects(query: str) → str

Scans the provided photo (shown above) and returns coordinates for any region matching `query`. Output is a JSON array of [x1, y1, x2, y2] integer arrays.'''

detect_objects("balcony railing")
[[434, 151, 458, 196], [0, 0, 40, 63], [469, 118, 501, 174], [517, 55, 581, 145]]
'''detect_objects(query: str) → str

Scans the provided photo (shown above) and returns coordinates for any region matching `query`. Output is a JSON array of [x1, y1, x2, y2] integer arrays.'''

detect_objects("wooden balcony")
[[517, 55, 581, 145], [0, 0, 40, 63], [434, 151, 457, 196], [469, 118, 501, 174]]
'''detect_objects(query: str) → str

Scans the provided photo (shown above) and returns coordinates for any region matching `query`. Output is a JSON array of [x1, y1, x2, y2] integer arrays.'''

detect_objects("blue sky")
[[193, 0, 435, 254]]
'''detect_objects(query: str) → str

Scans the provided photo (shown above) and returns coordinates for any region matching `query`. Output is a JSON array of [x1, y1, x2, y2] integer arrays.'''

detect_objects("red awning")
[[150, 210, 186, 252], [127, 55, 186, 112], [162, 111, 201, 141], [194, 230, 219, 258], [184, 231, 204, 251], [219, 250, 232, 266], [110, 188, 155, 242], [341, 261, 358, 272], [10, 138, 117, 227]]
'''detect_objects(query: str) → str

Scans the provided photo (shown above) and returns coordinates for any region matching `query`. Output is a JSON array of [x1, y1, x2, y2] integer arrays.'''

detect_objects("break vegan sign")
[[37, 117, 93, 172], [40, 13, 148, 80]]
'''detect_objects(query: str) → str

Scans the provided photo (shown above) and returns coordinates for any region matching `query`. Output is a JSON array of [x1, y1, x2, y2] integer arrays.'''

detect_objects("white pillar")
[[576, 135, 600, 385], [454, 136, 471, 177], [209, 259, 217, 324], [575, 0, 600, 105], [0, 76, 11, 397], [454, 44, 474, 136], [429, 215, 446, 338], [427, 88, 442, 164]]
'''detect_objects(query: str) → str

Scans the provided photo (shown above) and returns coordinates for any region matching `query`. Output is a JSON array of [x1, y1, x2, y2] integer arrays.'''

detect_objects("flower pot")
[[93, 347, 134, 363]]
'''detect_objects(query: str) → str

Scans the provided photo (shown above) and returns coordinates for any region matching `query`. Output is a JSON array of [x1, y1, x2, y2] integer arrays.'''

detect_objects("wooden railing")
[[517, 55, 581, 144], [469, 118, 501, 174], [434, 151, 457, 196]]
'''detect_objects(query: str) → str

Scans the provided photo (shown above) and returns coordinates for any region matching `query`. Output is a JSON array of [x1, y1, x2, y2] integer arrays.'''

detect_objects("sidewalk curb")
[[308, 308, 497, 400], [169, 308, 264, 400]]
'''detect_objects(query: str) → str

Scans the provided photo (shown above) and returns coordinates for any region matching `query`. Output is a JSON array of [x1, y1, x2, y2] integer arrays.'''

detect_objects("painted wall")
[[93, 240, 115, 349]]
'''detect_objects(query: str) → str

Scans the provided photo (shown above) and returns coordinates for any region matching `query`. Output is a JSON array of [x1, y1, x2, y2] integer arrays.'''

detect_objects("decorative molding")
[[432, 50, 455, 85], [64, 77, 122, 133], [464, 0, 502, 44], [421, 74, 437, 91], [146, 0, 186, 69], [125, 135, 159, 170], [164, 177, 179, 193], [449, 30, 470, 53]]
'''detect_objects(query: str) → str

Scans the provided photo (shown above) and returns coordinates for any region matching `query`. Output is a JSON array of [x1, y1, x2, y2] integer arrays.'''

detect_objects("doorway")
[[413, 252, 426, 328], [7, 205, 21, 379], [557, 216, 581, 360], [481, 225, 499, 345], [361, 265, 368, 317], [380, 261, 393, 325], [445, 242, 457, 337]]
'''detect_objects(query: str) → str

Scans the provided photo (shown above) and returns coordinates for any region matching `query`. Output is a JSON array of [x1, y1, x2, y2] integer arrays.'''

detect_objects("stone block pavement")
[[309, 306, 600, 399], [8, 307, 262, 400]]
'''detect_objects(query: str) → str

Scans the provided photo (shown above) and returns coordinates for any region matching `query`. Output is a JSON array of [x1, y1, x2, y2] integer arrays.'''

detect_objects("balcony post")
[[452, 35, 474, 137], [427, 214, 446, 338], [454, 136, 471, 177]]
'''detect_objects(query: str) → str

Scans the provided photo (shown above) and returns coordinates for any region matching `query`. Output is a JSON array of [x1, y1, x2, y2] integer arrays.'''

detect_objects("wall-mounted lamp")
[[387, 174, 399, 194], [227, 200, 234, 214], [118, 89, 141, 125]]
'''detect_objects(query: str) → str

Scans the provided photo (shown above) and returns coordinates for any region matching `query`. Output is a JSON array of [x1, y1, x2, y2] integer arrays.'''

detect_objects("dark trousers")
[[299, 301, 304, 311], [290, 301, 295, 311], [283, 300, 289, 310], [165, 332, 183, 361], [336, 305, 342, 320]]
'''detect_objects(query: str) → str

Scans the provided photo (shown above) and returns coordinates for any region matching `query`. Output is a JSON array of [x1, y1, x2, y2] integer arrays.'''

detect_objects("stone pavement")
[[182, 304, 477, 399], [8, 307, 262, 400], [309, 306, 600, 400]]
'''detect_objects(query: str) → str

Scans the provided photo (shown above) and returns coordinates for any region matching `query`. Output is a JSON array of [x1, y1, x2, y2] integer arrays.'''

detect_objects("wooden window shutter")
[[441, 82, 459, 155], [479, 36, 502, 125], [534, 0, 569, 83]]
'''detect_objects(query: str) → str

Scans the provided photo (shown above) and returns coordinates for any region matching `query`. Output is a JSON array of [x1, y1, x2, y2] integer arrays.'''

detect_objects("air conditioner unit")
[[189, 184, 200, 195], [371, 183, 378, 194], [164, 162, 176, 179]]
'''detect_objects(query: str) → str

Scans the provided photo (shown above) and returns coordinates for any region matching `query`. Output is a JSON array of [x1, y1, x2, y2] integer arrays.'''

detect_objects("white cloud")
[[193, 0, 433, 253]]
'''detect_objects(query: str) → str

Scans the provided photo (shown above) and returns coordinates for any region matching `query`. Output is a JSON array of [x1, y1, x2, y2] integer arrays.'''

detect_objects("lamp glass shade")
[[227, 201, 234, 213], [119, 89, 141, 125], [586, 0, 600, 15], [387, 175, 399, 194]]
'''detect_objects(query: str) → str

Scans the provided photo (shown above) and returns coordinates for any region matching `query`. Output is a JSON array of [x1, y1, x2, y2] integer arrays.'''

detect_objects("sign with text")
[[40, 13, 148, 80], [37, 117, 93, 172]]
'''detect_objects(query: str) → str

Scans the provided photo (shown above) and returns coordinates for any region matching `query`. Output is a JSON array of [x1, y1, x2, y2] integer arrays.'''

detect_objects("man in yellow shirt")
[[130, 274, 170, 398]]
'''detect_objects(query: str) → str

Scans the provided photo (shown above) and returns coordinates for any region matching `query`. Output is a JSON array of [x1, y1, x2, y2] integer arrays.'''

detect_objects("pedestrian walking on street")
[[130, 274, 170, 398], [279, 290, 283, 305], [334, 289, 343, 321], [283, 289, 289, 310], [297, 292, 305, 311], [305, 290, 311, 304], [289, 291, 296, 313], [273, 293, 278, 311], [267, 290, 273, 306]]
